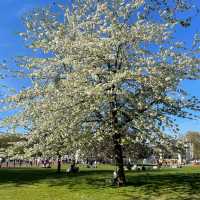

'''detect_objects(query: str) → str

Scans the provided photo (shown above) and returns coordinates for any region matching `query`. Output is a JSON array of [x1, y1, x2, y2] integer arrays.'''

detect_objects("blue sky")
[[0, 0, 65, 89], [0, 0, 200, 135]]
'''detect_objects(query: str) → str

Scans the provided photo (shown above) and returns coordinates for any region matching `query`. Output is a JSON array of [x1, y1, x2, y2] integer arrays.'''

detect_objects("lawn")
[[0, 165, 200, 200]]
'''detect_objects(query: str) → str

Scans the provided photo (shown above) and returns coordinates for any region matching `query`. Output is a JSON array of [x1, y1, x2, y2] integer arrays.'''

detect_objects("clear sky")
[[0, 0, 200, 135], [0, 0, 65, 89]]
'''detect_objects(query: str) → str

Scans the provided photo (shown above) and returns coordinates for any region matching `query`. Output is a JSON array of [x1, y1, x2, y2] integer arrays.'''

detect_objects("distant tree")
[[0, 134, 25, 149], [0, 134, 26, 159], [185, 131, 200, 160]]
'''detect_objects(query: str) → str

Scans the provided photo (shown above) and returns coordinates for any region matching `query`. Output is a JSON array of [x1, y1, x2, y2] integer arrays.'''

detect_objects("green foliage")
[[185, 131, 200, 159], [0, 134, 24, 149], [0, 134, 27, 158]]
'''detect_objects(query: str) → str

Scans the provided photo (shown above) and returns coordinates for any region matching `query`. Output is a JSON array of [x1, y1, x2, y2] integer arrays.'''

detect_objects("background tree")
[[0, 133, 26, 162], [185, 131, 200, 160]]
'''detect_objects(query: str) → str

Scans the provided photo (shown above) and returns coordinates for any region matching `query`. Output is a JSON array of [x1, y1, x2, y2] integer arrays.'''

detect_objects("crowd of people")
[[0, 156, 100, 170]]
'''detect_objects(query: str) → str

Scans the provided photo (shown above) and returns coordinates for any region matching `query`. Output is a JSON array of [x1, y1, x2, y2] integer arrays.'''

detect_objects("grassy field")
[[0, 165, 200, 200]]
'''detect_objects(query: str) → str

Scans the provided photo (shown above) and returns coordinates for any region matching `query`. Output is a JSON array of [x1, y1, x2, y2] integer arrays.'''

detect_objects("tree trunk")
[[57, 154, 61, 173], [110, 92, 126, 186], [113, 132, 126, 186]]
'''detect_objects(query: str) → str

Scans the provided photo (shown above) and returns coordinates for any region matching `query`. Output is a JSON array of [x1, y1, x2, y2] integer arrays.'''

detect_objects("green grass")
[[0, 165, 200, 200]]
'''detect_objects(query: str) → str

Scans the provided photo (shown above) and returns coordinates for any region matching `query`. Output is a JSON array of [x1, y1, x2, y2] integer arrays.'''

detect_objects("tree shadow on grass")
[[0, 168, 113, 188], [1, 168, 200, 199], [50, 169, 200, 199], [125, 171, 200, 200], [0, 168, 63, 186]]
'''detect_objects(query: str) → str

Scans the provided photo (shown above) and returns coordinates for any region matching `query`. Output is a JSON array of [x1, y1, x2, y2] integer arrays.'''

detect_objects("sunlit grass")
[[0, 165, 200, 200]]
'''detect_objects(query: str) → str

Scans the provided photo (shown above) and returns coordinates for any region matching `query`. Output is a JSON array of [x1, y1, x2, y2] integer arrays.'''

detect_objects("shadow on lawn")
[[0, 168, 113, 187], [0, 168, 200, 199], [125, 172, 200, 199]]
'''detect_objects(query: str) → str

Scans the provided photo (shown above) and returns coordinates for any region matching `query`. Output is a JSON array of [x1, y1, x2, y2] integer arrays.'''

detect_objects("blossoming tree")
[[1, 0, 200, 185]]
